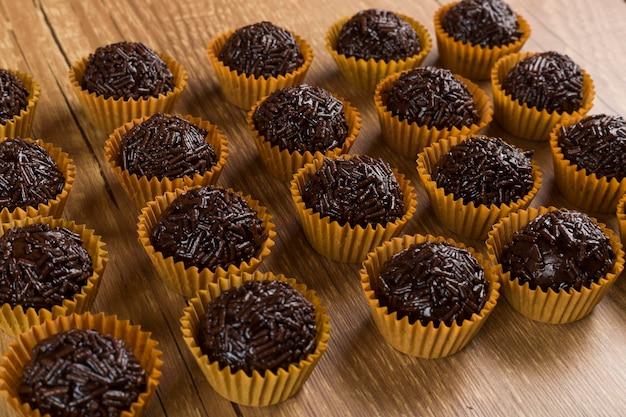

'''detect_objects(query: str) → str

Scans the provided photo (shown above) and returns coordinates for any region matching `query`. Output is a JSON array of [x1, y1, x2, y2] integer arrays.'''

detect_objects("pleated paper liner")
[[618, 193, 626, 246], [69, 52, 187, 133], [290, 155, 417, 264], [491, 51, 595, 141], [416, 135, 542, 240], [325, 13, 433, 92], [0, 70, 41, 138], [207, 29, 314, 110], [246, 90, 362, 181], [0, 312, 162, 417], [0, 138, 75, 223], [360, 233, 501, 358], [433, 2, 531, 81], [104, 114, 229, 209], [137, 186, 276, 297], [180, 271, 330, 406], [485, 206, 624, 324], [549, 121, 626, 213], [374, 71, 493, 159]]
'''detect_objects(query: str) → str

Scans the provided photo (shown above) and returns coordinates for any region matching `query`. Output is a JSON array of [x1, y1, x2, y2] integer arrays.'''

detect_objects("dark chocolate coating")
[[119, 113, 217, 180], [442, 0, 522, 47], [0, 69, 29, 124], [381, 66, 479, 129], [373, 241, 488, 327], [81, 41, 174, 100], [500, 209, 615, 292], [557, 114, 626, 181], [218, 21, 304, 78], [302, 155, 405, 228], [252, 84, 349, 153], [150, 186, 267, 271], [0, 138, 65, 212], [19, 329, 146, 417], [432, 136, 534, 206], [336, 9, 421, 61], [198, 280, 317, 376], [502, 51, 583, 114]]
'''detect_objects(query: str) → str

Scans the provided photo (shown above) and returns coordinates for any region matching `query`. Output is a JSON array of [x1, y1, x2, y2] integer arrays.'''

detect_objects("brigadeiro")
[[0, 68, 41, 138]]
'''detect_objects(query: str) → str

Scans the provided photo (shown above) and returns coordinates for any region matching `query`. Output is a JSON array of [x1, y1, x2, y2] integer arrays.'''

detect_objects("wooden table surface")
[[0, 0, 625, 416]]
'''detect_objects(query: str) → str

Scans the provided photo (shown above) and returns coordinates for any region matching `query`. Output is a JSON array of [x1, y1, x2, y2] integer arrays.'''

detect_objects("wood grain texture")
[[0, 0, 625, 416]]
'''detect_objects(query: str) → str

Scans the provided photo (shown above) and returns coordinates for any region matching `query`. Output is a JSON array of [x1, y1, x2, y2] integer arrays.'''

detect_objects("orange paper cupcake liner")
[[486, 206, 624, 324], [290, 155, 417, 264], [104, 114, 229, 209], [207, 30, 314, 110], [360, 234, 501, 358], [325, 13, 433, 92], [491, 52, 595, 141], [417, 135, 542, 240], [69, 52, 188, 133], [137, 187, 276, 297], [246, 91, 362, 181], [0, 312, 162, 417], [0, 70, 41, 138], [0, 138, 76, 222], [433, 3, 531, 80], [374, 71, 492, 159], [617, 193, 626, 246], [180, 271, 330, 406]]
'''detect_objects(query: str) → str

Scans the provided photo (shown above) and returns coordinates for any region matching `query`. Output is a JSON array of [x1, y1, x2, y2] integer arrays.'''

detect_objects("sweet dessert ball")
[[491, 51, 595, 141], [550, 114, 626, 212], [486, 206, 624, 324], [248, 84, 361, 181], [434, 0, 531, 80], [0, 69, 40, 137], [326, 9, 432, 91], [208, 21, 313, 109], [360, 234, 500, 358], [0, 69, 29, 124], [374, 66, 492, 158]]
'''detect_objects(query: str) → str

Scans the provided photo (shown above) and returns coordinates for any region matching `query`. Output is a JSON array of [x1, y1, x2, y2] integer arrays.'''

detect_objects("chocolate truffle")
[[302, 155, 404, 228], [381, 66, 479, 129], [252, 84, 349, 154], [373, 240, 488, 327], [502, 51, 583, 114], [500, 209, 615, 292], [0, 138, 65, 212], [218, 21, 304, 78], [81, 41, 174, 100], [198, 279, 317, 376], [18, 328, 146, 417], [557, 114, 626, 181], [0, 69, 29, 124], [118, 113, 217, 180], [432, 136, 534, 206], [150, 186, 267, 272], [441, 0, 522, 47], [336, 9, 421, 62]]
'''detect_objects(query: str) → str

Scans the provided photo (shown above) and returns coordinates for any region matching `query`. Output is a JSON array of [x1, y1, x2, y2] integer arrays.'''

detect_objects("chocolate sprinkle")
[[0, 69, 29, 124], [150, 186, 267, 271], [432, 136, 534, 206], [302, 155, 404, 228], [219, 21, 304, 78], [373, 241, 488, 327], [442, 0, 522, 47], [557, 114, 626, 181], [18, 328, 146, 417], [502, 51, 583, 114], [0, 138, 65, 212], [81, 41, 174, 100], [198, 280, 317, 376], [500, 209, 615, 292], [381, 66, 479, 129], [119, 113, 217, 180], [252, 84, 349, 153], [336, 9, 421, 62]]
